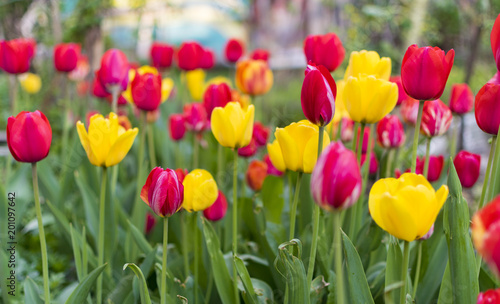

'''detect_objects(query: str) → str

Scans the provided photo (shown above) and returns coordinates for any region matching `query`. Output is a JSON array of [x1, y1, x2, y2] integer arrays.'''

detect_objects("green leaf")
[[37, 160, 60, 204], [127, 219, 154, 256], [70, 224, 83, 281], [384, 237, 402, 304], [437, 262, 452, 304], [24, 277, 43, 304], [234, 256, 259, 304], [417, 234, 447, 303], [123, 263, 152, 304], [74, 171, 98, 239], [261, 175, 285, 224], [310, 275, 329, 304], [65, 263, 107, 304]]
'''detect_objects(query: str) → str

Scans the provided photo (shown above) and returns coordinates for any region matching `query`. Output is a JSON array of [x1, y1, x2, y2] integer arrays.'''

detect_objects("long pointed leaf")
[[65, 263, 107, 304], [234, 256, 259, 304], [123, 263, 152, 304]]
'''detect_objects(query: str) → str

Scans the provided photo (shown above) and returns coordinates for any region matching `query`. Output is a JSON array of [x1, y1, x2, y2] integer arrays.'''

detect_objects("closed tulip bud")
[[178, 42, 204, 71], [235, 59, 273, 96], [169, 114, 186, 141], [477, 289, 500, 304], [344, 50, 391, 80], [400, 97, 420, 125], [69, 55, 90, 82], [246, 160, 268, 191], [76, 112, 138, 167], [98, 49, 129, 89], [475, 83, 500, 135], [449, 83, 473, 114], [361, 152, 378, 176], [340, 117, 355, 142], [141, 167, 184, 217], [303, 33, 345, 72], [224, 38, 244, 63], [311, 142, 362, 211], [203, 191, 228, 221], [453, 150, 481, 188], [390, 76, 408, 106], [131, 72, 162, 111], [211, 102, 255, 148], [182, 169, 218, 212], [416, 155, 444, 182], [250, 49, 270, 62], [183, 103, 209, 133], [175, 168, 189, 183], [491, 14, 500, 71], [19, 73, 42, 94], [253, 122, 270, 147], [150, 42, 174, 69], [54, 43, 81, 72], [0, 38, 36, 74], [420, 99, 452, 137], [301, 63, 337, 126], [200, 48, 215, 70], [145, 212, 157, 234], [344, 75, 398, 124], [377, 114, 406, 148], [203, 82, 232, 116], [264, 154, 284, 177], [401, 45, 454, 101], [472, 195, 500, 276], [7, 111, 52, 163], [369, 173, 448, 241]]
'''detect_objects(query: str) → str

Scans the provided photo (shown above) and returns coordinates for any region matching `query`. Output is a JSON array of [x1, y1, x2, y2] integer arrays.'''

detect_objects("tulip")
[[449, 83, 473, 115], [377, 115, 406, 148], [478, 289, 500, 304], [98, 49, 129, 89], [311, 142, 362, 211], [401, 45, 454, 101], [178, 41, 204, 71], [264, 154, 283, 176], [183, 103, 209, 133], [150, 42, 174, 69], [253, 121, 270, 147], [361, 152, 378, 176], [270, 120, 330, 173], [186, 68, 206, 101], [475, 83, 500, 135], [145, 212, 157, 234], [224, 38, 244, 63], [175, 168, 189, 183], [238, 139, 257, 158], [246, 160, 268, 191], [92, 71, 111, 98], [76, 112, 138, 167], [211, 102, 255, 148], [400, 97, 419, 125], [267, 140, 286, 172], [200, 48, 215, 70], [491, 13, 500, 71], [131, 71, 162, 111], [356, 125, 373, 154], [182, 169, 218, 212], [344, 50, 391, 80], [340, 117, 355, 142], [420, 99, 452, 137], [0, 38, 36, 74], [303, 33, 345, 72], [332, 80, 349, 124], [415, 155, 444, 182], [472, 195, 500, 276], [141, 167, 184, 217], [19, 73, 42, 94], [344, 74, 398, 124], [453, 150, 481, 188], [235, 59, 273, 96], [169, 114, 186, 141], [7, 111, 52, 163], [203, 82, 232, 116], [250, 49, 270, 62], [390, 76, 408, 106], [69, 55, 90, 81], [369, 172, 448, 241], [301, 63, 337, 126], [54, 43, 81, 72], [203, 191, 228, 221]]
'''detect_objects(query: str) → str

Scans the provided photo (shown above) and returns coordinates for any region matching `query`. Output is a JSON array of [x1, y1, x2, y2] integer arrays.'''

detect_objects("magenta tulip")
[[203, 191, 228, 221], [98, 49, 129, 89], [420, 99, 452, 137], [377, 114, 405, 148], [453, 150, 481, 188], [141, 167, 184, 217]]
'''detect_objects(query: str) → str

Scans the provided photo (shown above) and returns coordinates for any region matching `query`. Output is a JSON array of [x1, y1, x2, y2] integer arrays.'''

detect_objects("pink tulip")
[[453, 150, 481, 188], [420, 99, 452, 137], [377, 114, 405, 148]]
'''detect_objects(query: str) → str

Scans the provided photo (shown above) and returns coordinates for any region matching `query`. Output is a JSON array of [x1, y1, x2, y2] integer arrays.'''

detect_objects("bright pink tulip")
[[54, 43, 81, 72], [150, 42, 174, 69], [361, 152, 378, 176], [203, 191, 228, 221], [141, 167, 184, 217], [303, 33, 345, 72], [356, 125, 373, 154], [92, 71, 111, 98], [98, 49, 129, 89], [250, 49, 270, 62], [472, 195, 500, 276], [420, 99, 452, 137], [200, 48, 215, 70], [301, 63, 336, 127], [0, 38, 36, 74], [390, 76, 408, 106], [238, 139, 257, 158], [453, 150, 481, 188], [183, 103, 208, 133], [177, 42, 204, 71], [475, 83, 500, 135], [491, 13, 500, 71], [131, 72, 162, 111], [224, 38, 244, 63], [400, 97, 419, 125], [246, 160, 268, 191], [377, 114, 405, 148], [416, 155, 444, 182], [449, 83, 473, 115], [203, 83, 232, 116], [477, 288, 500, 304], [169, 114, 186, 141], [253, 122, 270, 147], [264, 154, 284, 177]]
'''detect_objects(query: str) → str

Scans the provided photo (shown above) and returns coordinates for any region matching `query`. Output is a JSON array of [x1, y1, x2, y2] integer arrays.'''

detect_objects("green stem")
[[148, 122, 157, 168], [288, 173, 303, 240], [411, 101, 424, 173], [131, 111, 147, 234], [97, 167, 107, 304], [450, 115, 459, 158], [385, 149, 395, 178], [181, 213, 190, 279], [232, 149, 240, 304], [217, 144, 224, 186], [61, 76, 70, 169], [477, 137, 496, 212], [333, 212, 345, 304], [356, 123, 366, 165], [193, 133, 199, 169], [487, 129, 500, 202], [32, 163, 51, 303], [194, 213, 199, 304], [111, 86, 119, 114], [161, 217, 169, 304], [423, 137, 431, 178], [351, 122, 360, 152], [412, 242, 423, 298], [400, 241, 410, 304]]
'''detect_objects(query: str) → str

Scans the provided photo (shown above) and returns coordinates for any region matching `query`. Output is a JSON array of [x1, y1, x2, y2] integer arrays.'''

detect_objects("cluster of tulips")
[[4, 13, 500, 304]]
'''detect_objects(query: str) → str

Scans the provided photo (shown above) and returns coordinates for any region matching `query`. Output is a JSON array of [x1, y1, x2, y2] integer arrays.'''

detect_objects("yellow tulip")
[[332, 79, 349, 124], [161, 78, 174, 102], [211, 102, 255, 148], [267, 140, 286, 172], [206, 76, 232, 88], [369, 173, 449, 242], [186, 68, 206, 101], [19, 73, 42, 94], [344, 50, 391, 81], [76, 112, 138, 167], [236, 59, 273, 96], [344, 75, 398, 124], [182, 169, 219, 212], [272, 120, 330, 173]]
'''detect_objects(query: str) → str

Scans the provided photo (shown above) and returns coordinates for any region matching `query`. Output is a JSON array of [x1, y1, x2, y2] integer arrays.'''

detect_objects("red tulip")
[[453, 150, 481, 188], [183, 103, 208, 133], [361, 152, 378, 176], [401, 44, 454, 100], [200, 48, 215, 70], [169, 114, 186, 141], [475, 83, 500, 135], [301, 63, 337, 126], [303, 33, 345, 72], [131, 72, 162, 111], [141, 167, 184, 217], [449, 83, 473, 115], [491, 13, 500, 71], [224, 38, 244, 63], [264, 154, 284, 177], [177, 42, 204, 71], [253, 122, 270, 147], [203, 82, 232, 116], [246, 160, 268, 191], [377, 114, 405, 148], [203, 191, 228, 221], [390, 76, 408, 106], [477, 288, 500, 304], [489, 71, 500, 85], [416, 155, 444, 182], [7, 111, 52, 163], [400, 97, 419, 125], [340, 117, 355, 142], [472, 195, 500, 276], [98, 49, 129, 89], [420, 99, 452, 137], [311, 141, 362, 211], [238, 138, 257, 158], [150, 42, 174, 69], [175, 168, 188, 183], [54, 43, 81, 73], [145, 212, 157, 234], [0, 38, 36, 74], [250, 49, 270, 62]]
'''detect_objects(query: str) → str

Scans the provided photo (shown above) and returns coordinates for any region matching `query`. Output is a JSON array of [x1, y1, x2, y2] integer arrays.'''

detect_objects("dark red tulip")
[[491, 14, 500, 71], [145, 212, 157, 234], [477, 288, 500, 304], [203, 191, 228, 221], [203, 82, 232, 116], [0, 38, 36, 74], [177, 42, 204, 71], [453, 150, 481, 188], [150, 42, 174, 69], [238, 138, 257, 158], [183, 103, 208, 133], [361, 152, 378, 176], [401, 45, 454, 100], [200, 48, 215, 70], [420, 99, 452, 137], [131, 72, 162, 111], [224, 38, 244, 63], [246, 160, 268, 191], [377, 114, 405, 148], [7, 111, 52, 163], [250, 49, 270, 62], [98, 49, 129, 89], [169, 114, 186, 141], [303, 33, 345, 72], [449, 83, 473, 115], [390, 76, 408, 106], [253, 122, 270, 147], [416, 155, 444, 182], [141, 167, 184, 217], [475, 83, 500, 135], [54, 43, 81, 73], [264, 154, 283, 177]]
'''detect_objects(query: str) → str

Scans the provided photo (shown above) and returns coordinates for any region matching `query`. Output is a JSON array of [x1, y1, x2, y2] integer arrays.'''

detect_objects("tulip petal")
[[303, 129, 330, 173], [238, 105, 255, 147], [276, 128, 301, 172], [77, 121, 99, 166], [105, 128, 138, 167], [382, 193, 418, 241], [267, 141, 286, 172], [211, 107, 236, 147]]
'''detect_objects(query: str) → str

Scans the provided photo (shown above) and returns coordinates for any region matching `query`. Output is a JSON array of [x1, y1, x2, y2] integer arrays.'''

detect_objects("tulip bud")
[[54, 43, 81, 73], [246, 160, 268, 191], [449, 83, 473, 115], [131, 72, 162, 111], [98, 49, 129, 89], [235, 59, 273, 96], [400, 97, 419, 125], [169, 114, 186, 141], [141, 167, 184, 217], [311, 141, 362, 211], [361, 152, 378, 176], [238, 139, 257, 158], [145, 212, 157, 234], [7, 111, 52, 163], [301, 63, 337, 127], [475, 83, 500, 136], [477, 289, 500, 304], [420, 99, 452, 137], [344, 50, 391, 80], [0, 38, 36, 74], [224, 38, 244, 63], [253, 122, 270, 147], [19, 73, 42, 94], [472, 195, 500, 276], [416, 155, 444, 182], [182, 169, 218, 212], [178, 42, 204, 71], [150, 42, 174, 69], [303, 33, 345, 72], [340, 117, 355, 142], [377, 114, 405, 148], [211, 102, 255, 149], [453, 150, 481, 188], [264, 154, 284, 177], [183, 103, 209, 133], [203, 82, 232, 116], [390, 76, 408, 106], [203, 191, 228, 221], [250, 49, 270, 62], [200, 48, 215, 70]]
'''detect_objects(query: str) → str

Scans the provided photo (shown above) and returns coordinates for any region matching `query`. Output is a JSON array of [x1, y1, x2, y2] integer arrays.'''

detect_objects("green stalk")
[[111, 86, 120, 114], [423, 137, 431, 178], [411, 101, 424, 173], [412, 242, 423, 298], [232, 149, 240, 304], [217, 144, 224, 185], [193, 133, 200, 169], [131, 111, 147, 232], [181, 213, 190, 279], [61, 76, 70, 170], [385, 149, 395, 178], [147, 122, 157, 168], [97, 167, 107, 304], [194, 213, 200, 304], [356, 123, 366, 165], [351, 122, 360, 152], [288, 173, 303, 241], [487, 128, 500, 202], [477, 138, 496, 212], [333, 211, 345, 304], [450, 115, 459, 158], [161, 217, 169, 304], [400, 241, 410, 304], [32, 163, 51, 303]]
